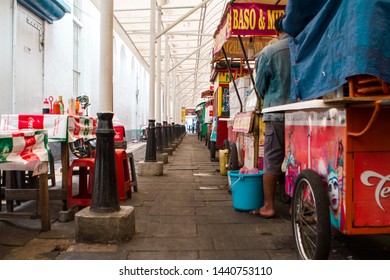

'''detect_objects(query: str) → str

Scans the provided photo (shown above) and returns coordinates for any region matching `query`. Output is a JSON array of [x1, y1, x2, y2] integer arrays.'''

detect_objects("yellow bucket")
[[219, 149, 228, 176]]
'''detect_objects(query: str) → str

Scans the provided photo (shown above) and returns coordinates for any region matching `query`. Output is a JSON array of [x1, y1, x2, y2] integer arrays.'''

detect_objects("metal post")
[[145, 119, 157, 162], [156, 122, 163, 152], [171, 122, 176, 142], [163, 120, 169, 148], [168, 122, 172, 145], [90, 112, 120, 213]]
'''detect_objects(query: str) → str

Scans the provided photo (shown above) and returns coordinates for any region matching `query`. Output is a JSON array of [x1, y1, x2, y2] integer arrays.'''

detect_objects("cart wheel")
[[292, 169, 331, 260], [228, 143, 239, 170]]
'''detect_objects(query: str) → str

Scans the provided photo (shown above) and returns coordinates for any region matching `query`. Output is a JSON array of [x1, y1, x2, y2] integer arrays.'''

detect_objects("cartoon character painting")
[[325, 139, 345, 230], [285, 109, 346, 231]]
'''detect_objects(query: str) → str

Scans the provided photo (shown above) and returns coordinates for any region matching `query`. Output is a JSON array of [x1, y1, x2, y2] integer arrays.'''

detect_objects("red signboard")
[[354, 153, 390, 227], [229, 3, 285, 36], [213, 3, 286, 53]]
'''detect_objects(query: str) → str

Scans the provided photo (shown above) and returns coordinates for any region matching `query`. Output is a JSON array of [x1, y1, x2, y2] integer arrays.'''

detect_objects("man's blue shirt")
[[255, 34, 291, 121]]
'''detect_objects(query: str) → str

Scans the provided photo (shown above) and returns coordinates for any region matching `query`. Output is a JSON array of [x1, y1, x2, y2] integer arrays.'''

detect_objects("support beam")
[[98, 0, 114, 112], [155, 0, 212, 40], [149, 0, 156, 120]]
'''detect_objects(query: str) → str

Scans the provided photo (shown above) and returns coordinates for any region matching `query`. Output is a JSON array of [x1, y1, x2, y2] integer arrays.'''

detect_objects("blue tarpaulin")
[[282, 0, 390, 101]]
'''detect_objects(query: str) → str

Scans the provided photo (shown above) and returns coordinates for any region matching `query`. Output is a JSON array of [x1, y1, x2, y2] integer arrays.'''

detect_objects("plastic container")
[[52, 100, 61, 114], [219, 149, 228, 176], [228, 170, 264, 211]]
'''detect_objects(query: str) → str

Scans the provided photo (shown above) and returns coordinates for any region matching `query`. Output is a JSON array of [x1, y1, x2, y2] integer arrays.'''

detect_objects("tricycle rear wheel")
[[292, 169, 331, 260]]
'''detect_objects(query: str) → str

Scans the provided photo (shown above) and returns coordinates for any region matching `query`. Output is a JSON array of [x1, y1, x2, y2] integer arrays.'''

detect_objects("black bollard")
[[156, 122, 163, 152], [174, 124, 180, 140], [90, 112, 120, 213], [171, 122, 176, 142], [145, 119, 157, 162], [163, 121, 168, 148], [168, 123, 172, 145]]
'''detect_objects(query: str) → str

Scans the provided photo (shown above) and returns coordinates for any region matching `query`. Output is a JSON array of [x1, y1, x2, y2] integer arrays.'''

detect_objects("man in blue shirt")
[[252, 17, 291, 218]]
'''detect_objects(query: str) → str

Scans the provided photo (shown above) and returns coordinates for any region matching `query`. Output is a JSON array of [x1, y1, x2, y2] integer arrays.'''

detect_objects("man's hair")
[[274, 16, 284, 34]]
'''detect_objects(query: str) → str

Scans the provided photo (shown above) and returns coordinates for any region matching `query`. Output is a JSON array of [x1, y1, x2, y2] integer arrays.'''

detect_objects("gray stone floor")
[[1, 134, 390, 260]]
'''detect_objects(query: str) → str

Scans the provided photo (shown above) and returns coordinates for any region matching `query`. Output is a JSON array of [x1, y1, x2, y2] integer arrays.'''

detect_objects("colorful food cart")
[[212, 0, 287, 170], [265, 0, 390, 259]]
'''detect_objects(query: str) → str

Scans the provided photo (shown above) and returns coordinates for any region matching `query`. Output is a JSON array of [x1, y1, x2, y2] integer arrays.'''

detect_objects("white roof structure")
[[112, 0, 286, 108]]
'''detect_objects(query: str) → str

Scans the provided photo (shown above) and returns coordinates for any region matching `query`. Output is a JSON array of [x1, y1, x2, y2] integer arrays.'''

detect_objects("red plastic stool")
[[115, 149, 132, 201], [67, 158, 95, 208]]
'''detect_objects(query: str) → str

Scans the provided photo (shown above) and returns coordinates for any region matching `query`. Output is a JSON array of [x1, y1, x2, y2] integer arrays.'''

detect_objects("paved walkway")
[[1, 134, 389, 260]]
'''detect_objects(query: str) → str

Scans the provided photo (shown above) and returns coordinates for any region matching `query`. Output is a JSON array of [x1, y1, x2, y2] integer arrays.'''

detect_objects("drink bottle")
[[42, 98, 50, 114], [53, 100, 61, 114], [58, 96, 65, 114]]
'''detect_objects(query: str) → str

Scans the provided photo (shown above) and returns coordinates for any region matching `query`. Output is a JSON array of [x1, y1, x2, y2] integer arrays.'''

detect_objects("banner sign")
[[233, 112, 254, 133], [230, 3, 285, 36], [1, 114, 68, 141], [1, 114, 96, 143], [213, 36, 271, 62], [214, 3, 285, 53]]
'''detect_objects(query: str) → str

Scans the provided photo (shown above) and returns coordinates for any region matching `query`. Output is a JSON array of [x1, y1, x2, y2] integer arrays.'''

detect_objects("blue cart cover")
[[282, 0, 390, 101]]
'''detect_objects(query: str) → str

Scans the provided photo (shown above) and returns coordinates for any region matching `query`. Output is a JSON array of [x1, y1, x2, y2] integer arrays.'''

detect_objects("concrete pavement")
[[0, 134, 389, 260]]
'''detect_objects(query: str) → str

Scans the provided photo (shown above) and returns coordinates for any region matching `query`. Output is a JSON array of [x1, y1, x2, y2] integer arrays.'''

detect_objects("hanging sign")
[[213, 36, 271, 62], [229, 3, 285, 36], [213, 3, 286, 54], [233, 112, 254, 133]]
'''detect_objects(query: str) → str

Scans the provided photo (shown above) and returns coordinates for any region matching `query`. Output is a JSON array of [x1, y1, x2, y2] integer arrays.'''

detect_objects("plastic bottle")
[[68, 97, 76, 115], [58, 96, 65, 114], [42, 98, 50, 114], [53, 100, 61, 114], [75, 99, 80, 115]]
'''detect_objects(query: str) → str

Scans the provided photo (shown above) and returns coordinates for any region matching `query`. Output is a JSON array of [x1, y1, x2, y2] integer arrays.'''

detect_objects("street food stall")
[[264, 0, 390, 259], [212, 0, 287, 170], [1, 114, 97, 218], [208, 64, 232, 159]]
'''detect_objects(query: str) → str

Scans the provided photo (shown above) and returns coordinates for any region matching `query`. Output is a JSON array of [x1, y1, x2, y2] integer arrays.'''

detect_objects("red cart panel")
[[354, 152, 390, 227]]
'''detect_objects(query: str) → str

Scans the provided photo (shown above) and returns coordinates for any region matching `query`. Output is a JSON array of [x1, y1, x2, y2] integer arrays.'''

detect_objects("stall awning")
[[201, 90, 214, 98], [18, 0, 71, 23]]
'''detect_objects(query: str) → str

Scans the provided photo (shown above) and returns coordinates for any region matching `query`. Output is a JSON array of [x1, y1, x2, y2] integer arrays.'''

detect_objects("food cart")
[[208, 67, 231, 160], [212, 0, 287, 170], [264, 0, 390, 259], [195, 101, 207, 141]]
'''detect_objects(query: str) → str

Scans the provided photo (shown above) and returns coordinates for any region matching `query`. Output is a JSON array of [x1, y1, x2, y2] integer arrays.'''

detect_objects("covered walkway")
[[1, 134, 390, 260]]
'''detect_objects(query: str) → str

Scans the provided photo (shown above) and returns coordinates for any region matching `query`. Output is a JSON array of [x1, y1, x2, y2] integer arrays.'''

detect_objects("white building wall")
[[79, 0, 100, 117], [0, 0, 14, 114], [0, 0, 150, 139], [44, 13, 74, 107]]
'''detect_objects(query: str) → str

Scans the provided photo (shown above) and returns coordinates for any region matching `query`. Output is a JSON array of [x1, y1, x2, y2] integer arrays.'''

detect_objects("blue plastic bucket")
[[228, 170, 264, 211]]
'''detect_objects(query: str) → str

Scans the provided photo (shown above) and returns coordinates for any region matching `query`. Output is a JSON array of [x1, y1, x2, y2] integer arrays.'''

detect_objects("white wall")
[[113, 34, 150, 138], [0, 0, 150, 138], [44, 13, 74, 107], [0, 0, 15, 114], [80, 0, 100, 117]]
